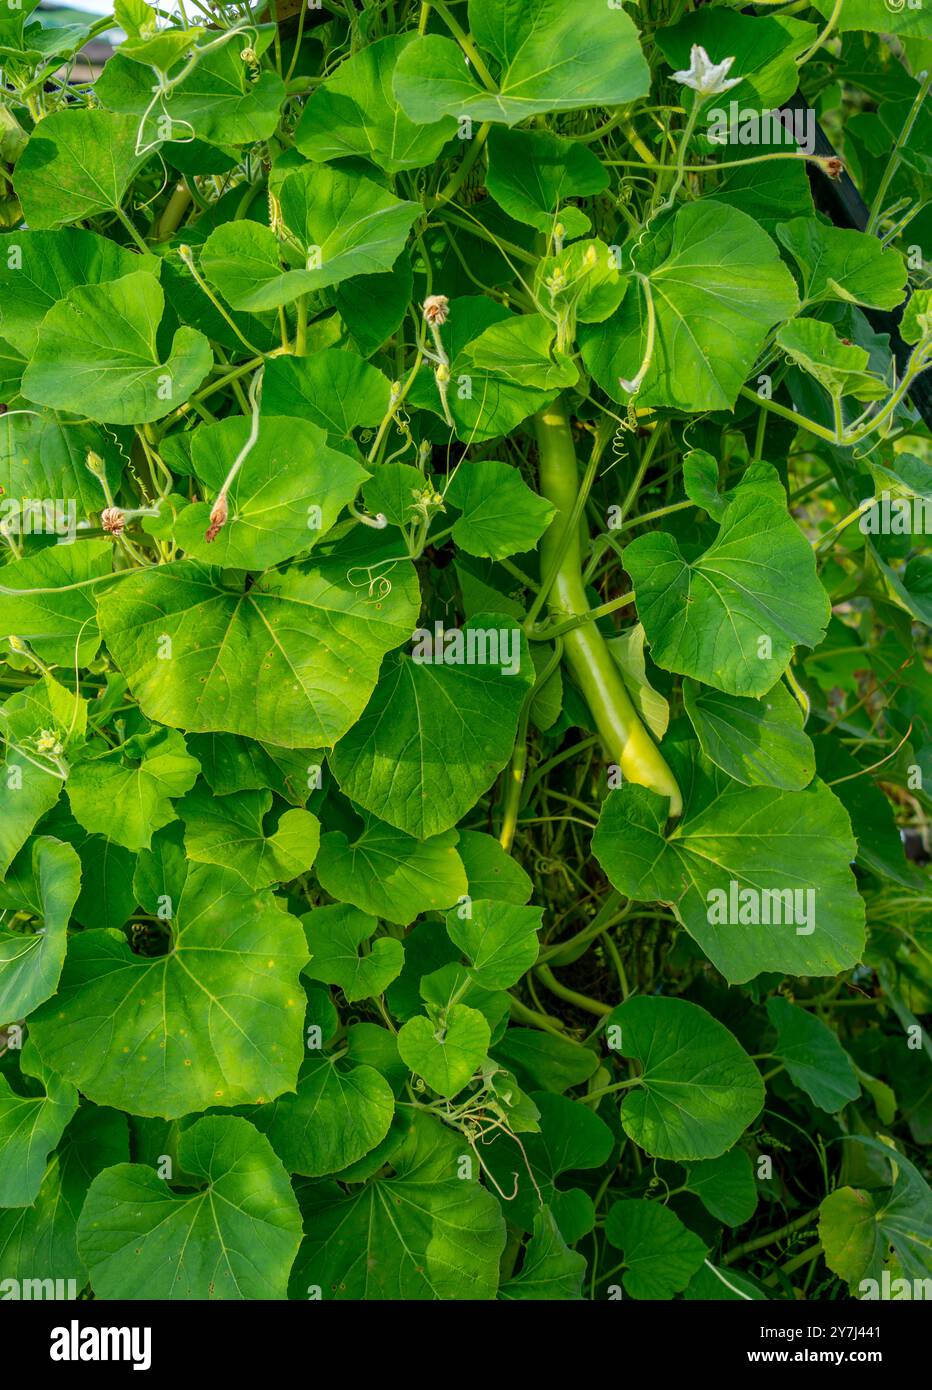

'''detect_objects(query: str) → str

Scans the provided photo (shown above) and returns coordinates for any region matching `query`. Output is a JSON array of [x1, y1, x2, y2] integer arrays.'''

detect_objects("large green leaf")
[[592, 742, 865, 984], [393, 0, 649, 127], [580, 202, 799, 410], [67, 727, 200, 852], [331, 616, 534, 838], [13, 109, 146, 229], [0, 1042, 78, 1206], [605, 996, 764, 1160], [172, 414, 367, 567], [29, 865, 309, 1118], [683, 677, 815, 790], [289, 1111, 506, 1299], [0, 412, 126, 519], [604, 1199, 707, 1299], [77, 1115, 303, 1299], [179, 787, 320, 890], [0, 229, 155, 357], [818, 1140, 932, 1289], [296, 34, 456, 172], [97, 550, 420, 749], [249, 1052, 394, 1178], [0, 540, 112, 667], [0, 837, 81, 1023], [766, 996, 860, 1114], [315, 817, 466, 926], [776, 218, 908, 311], [95, 39, 286, 148], [262, 349, 391, 437], [22, 271, 213, 425], [625, 473, 830, 697], [201, 167, 419, 312], [0, 1106, 129, 1289]]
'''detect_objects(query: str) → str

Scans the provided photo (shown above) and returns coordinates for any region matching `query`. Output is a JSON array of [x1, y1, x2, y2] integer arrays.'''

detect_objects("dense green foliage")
[[0, 0, 930, 1302]]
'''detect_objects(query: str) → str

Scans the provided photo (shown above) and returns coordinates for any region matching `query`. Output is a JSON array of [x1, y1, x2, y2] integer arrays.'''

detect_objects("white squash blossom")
[[672, 44, 741, 97]]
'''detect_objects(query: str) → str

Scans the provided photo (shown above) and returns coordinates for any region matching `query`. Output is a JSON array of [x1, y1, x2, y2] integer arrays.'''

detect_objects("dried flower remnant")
[[423, 294, 450, 326], [101, 507, 126, 538], [206, 492, 229, 543]]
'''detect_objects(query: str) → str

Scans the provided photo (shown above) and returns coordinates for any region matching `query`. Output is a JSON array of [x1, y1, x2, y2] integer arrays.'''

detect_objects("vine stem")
[[531, 399, 682, 813], [722, 1209, 819, 1266]]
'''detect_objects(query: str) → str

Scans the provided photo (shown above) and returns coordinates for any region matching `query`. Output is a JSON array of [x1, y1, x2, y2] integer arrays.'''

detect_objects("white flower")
[[672, 44, 741, 97]]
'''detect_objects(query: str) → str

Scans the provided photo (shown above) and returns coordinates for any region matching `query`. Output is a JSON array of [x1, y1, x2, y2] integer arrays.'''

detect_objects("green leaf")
[[447, 459, 556, 560], [683, 677, 815, 790], [500, 1207, 586, 1300], [393, 1, 649, 127], [0, 411, 126, 519], [0, 540, 112, 666], [604, 1199, 707, 1299], [492, 1029, 599, 1095], [67, 727, 200, 852], [315, 817, 466, 926], [296, 34, 456, 173], [481, 1091, 614, 1242], [593, 742, 865, 984], [97, 550, 420, 749], [406, 296, 563, 442], [331, 616, 534, 838], [580, 201, 799, 411], [0, 837, 80, 1022], [0, 1106, 129, 1289], [201, 167, 419, 312], [172, 414, 367, 567], [77, 1115, 303, 1299], [625, 472, 830, 697], [766, 996, 860, 1113], [0, 1042, 78, 1206], [22, 271, 213, 425], [446, 900, 542, 990], [655, 9, 817, 110], [0, 229, 155, 357], [486, 127, 608, 235], [262, 349, 391, 437], [179, 787, 320, 890], [13, 109, 146, 229], [29, 865, 309, 1118], [709, 140, 814, 236], [250, 1052, 394, 1178], [777, 218, 907, 311], [819, 1140, 932, 1289], [96, 41, 286, 148], [605, 996, 764, 1160], [302, 904, 404, 1003], [397, 1003, 491, 1097], [776, 318, 888, 400], [465, 313, 578, 392], [684, 1149, 758, 1227], [456, 829, 533, 905], [290, 1110, 506, 1299]]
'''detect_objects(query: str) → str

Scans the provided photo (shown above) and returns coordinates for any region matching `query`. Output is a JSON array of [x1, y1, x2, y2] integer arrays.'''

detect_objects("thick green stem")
[[533, 400, 682, 816]]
